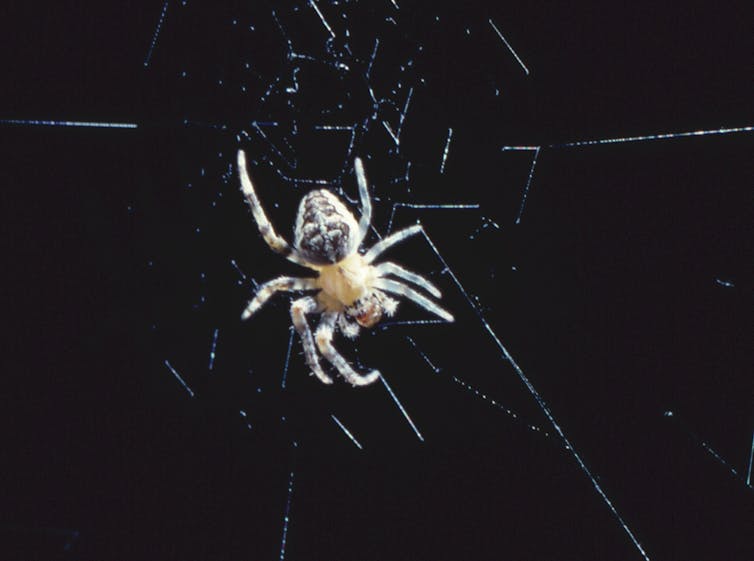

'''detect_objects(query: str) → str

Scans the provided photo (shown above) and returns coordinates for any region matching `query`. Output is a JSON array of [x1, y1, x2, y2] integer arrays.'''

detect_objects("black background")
[[2, 1, 752, 560]]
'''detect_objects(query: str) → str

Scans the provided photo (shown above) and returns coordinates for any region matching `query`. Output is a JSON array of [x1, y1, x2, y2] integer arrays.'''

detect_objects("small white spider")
[[237, 149, 454, 386]]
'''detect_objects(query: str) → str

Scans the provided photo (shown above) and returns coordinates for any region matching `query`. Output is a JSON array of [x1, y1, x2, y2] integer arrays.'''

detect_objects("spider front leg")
[[241, 276, 318, 319], [237, 150, 312, 269], [353, 157, 372, 246], [315, 312, 380, 386], [290, 296, 333, 385]]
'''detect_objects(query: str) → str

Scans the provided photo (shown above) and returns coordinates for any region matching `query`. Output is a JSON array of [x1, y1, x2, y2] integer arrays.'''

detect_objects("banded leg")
[[354, 157, 372, 246], [241, 276, 318, 319], [363, 224, 423, 263], [374, 278, 454, 322], [238, 150, 311, 269], [374, 261, 441, 298], [291, 296, 332, 384], [315, 312, 380, 386]]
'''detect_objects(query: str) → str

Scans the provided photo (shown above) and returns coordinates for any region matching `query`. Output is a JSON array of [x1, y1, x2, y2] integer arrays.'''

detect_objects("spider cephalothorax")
[[237, 149, 453, 386]]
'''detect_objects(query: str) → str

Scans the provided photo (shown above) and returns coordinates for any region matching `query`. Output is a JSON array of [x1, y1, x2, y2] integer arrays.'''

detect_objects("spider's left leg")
[[238, 150, 312, 269], [353, 157, 372, 246], [291, 296, 332, 384], [242, 276, 318, 319], [373, 278, 454, 322], [315, 312, 380, 386]]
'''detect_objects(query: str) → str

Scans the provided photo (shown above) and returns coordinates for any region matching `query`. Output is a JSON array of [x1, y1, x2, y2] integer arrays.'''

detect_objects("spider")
[[237, 149, 454, 386]]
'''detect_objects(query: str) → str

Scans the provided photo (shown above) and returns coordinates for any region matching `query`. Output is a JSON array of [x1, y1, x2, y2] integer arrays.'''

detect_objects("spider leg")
[[291, 296, 332, 385], [237, 150, 312, 269], [241, 276, 318, 319], [354, 157, 372, 246], [363, 224, 423, 263], [373, 278, 454, 322], [316, 312, 380, 386], [374, 261, 442, 298]]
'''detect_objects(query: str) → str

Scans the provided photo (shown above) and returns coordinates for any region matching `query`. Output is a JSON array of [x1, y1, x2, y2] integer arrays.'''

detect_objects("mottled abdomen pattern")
[[293, 189, 359, 265]]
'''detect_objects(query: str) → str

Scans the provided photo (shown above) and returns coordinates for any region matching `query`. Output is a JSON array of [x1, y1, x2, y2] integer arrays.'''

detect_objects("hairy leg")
[[374, 261, 441, 298], [354, 157, 372, 247], [315, 312, 380, 386], [290, 296, 332, 384], [238, 150, 312, 269], [241, 276, 318, 319], [363, 224, 422, 263], [373, 278, 454, 322]]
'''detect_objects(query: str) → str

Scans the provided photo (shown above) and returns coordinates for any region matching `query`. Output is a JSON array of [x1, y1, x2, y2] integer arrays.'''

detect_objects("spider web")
[[2, 1, 753, 560]]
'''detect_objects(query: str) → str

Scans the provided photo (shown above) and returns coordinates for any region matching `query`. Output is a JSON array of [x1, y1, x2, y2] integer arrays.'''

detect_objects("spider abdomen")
[[293, 189, 359, 265]]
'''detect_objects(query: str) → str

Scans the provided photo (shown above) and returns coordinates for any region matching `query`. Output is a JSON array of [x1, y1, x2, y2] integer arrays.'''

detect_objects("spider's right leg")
[[373, 261, 442, 298], [363, 224, 423, 263], [354, 157, 372, 246], [315, 312, 380, 386], [238, 150, 311, 268], [290, 296, 332, 384], [373, 278, 454, 322], [242, 276, 318, 319]]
